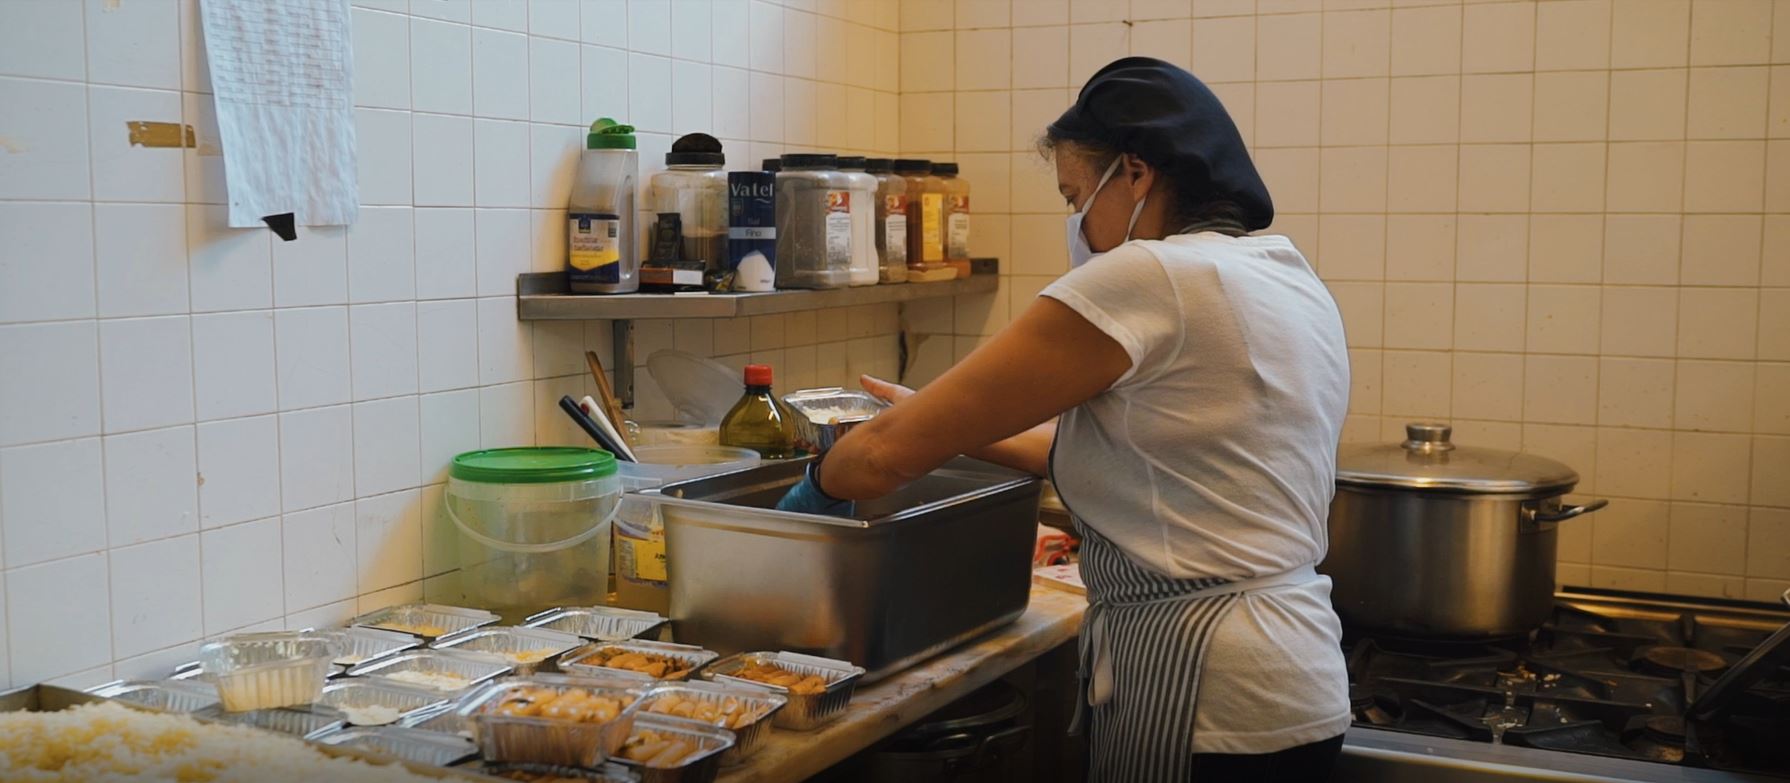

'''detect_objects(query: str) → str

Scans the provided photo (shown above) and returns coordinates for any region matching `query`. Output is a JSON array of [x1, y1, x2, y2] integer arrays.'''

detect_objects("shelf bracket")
[[612, 319, 635, 410]]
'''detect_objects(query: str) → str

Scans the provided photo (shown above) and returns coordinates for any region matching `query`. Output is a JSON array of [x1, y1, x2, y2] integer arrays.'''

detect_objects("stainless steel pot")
[[1320, 423, 1608, 638]]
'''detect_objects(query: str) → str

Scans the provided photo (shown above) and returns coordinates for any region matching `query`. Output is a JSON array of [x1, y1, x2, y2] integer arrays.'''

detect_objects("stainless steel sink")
[[651, 457, 1042, 681]]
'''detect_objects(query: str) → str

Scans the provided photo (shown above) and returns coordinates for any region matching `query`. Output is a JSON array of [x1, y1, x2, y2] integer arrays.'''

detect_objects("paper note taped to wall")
[[200, 0, 358, 228]]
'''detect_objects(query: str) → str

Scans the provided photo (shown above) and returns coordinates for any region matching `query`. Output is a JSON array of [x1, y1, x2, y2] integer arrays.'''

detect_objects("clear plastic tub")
[[446, 447, 623, 623], [200, 632, 340, 712]]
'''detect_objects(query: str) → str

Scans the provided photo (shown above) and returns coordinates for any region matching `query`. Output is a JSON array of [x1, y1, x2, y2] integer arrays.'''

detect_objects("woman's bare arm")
[[858, 377, 1058, 477], [816, 297, 1130, 500]]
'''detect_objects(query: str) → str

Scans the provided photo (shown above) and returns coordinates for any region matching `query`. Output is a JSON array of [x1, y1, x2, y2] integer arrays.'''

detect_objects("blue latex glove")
[[776, 461, 855, 517]]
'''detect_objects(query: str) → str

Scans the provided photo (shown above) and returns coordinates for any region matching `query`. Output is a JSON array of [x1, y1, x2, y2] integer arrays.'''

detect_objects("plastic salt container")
[[446, 447, 622, 623]]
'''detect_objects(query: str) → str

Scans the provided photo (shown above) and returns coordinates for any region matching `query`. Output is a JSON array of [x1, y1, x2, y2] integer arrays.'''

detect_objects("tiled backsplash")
[[0, 0, 902, 689], [899, 0, 1789, 602]]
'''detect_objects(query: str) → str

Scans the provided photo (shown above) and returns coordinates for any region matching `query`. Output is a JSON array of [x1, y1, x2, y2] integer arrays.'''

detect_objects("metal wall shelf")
[[515, 266, 998, 321], [515, 260, 1000, 407]]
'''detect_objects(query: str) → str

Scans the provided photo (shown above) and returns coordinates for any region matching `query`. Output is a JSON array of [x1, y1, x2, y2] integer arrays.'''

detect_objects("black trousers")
[[1188, 734, 1345, 782]]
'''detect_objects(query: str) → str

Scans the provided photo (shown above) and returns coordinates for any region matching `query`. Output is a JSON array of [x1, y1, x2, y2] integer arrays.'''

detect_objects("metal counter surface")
[[715, 584, 1087, 783]]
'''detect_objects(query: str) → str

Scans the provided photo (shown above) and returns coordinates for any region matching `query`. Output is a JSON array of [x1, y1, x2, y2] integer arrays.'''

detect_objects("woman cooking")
[[780, 57, 1351, 781]]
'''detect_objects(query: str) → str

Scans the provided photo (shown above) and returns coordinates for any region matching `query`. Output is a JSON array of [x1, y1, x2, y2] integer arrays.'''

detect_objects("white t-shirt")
[[1041, 232, 1353, 754]]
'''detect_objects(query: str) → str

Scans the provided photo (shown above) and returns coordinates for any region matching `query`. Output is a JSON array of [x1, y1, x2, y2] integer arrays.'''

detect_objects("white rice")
[[0, 701, 442, 782]]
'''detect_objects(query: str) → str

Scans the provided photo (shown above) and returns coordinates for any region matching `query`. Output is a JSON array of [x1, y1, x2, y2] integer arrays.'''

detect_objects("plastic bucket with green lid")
[[442, 447, 622, 621]]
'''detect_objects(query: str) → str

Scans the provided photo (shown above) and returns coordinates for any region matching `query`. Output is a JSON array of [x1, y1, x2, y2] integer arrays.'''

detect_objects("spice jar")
[[865, 158, 909, 284], [644, 133, 728, 292], [774, 153, 853, 290], [894, 159, 951, 281], [837, 156, 882, 287], [936, 162, 972, 279]]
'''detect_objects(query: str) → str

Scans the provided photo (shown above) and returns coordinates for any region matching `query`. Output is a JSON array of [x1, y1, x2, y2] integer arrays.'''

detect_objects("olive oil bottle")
[[719, 364, 798, 459]]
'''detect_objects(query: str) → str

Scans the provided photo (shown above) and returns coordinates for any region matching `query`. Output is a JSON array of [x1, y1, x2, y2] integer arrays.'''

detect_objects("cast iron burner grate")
[[1344, 591, 1790, 778]]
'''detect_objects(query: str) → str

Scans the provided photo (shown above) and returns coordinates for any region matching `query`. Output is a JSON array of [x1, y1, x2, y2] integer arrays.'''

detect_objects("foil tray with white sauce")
[[428, 625, 583, 675], [344, 649, 514, 695], [350, 603, 500, 641], [523, 606, 668, 642]]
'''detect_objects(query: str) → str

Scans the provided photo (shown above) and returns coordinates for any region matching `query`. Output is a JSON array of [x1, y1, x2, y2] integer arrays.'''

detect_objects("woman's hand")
[[860, 375, 915, 406]]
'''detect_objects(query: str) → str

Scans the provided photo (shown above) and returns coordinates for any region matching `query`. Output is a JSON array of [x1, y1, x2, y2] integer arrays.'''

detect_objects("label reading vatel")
[[568, 212, 622, 283]]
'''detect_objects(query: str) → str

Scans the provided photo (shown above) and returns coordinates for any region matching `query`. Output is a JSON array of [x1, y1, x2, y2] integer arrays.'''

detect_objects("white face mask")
[[1065, 156, 1148, 269]]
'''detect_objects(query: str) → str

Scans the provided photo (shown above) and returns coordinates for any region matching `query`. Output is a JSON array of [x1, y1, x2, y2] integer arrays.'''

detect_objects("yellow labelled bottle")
[[718, 364, 799, 459], [894, 159, 948, 278], [568, 118, 639, 294]]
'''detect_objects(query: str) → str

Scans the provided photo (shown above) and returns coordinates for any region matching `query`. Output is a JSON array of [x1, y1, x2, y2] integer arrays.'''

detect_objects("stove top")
[[1345, 590, 1790, 779]]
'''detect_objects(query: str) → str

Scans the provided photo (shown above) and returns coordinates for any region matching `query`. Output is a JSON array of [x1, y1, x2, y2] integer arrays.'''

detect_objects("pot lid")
[[1336, 422, 1580, 495]]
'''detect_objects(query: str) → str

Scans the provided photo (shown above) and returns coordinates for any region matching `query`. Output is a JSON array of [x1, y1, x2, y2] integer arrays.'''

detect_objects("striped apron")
[[1071, 520, 1321, 782]]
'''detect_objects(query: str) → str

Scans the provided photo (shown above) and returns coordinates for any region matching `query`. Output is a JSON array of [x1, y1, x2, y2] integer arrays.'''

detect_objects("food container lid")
[[1335, 422, 1580, 495], [664, 132, 723, 166], [780, 152, 837, 169], [452, 446, 618, 484]]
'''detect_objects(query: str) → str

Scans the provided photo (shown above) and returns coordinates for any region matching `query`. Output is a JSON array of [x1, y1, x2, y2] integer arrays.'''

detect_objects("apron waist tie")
[[1070, 563, 1321, 735]]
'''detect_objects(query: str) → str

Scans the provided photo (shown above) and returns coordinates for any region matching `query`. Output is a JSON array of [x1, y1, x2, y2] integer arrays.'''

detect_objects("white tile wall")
[[0, 0, 905, 685], [903, 0, 1789, 600]]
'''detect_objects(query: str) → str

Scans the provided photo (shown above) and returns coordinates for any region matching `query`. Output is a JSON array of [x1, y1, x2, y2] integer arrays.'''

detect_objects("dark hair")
[[1037, 134, 1249, 237]]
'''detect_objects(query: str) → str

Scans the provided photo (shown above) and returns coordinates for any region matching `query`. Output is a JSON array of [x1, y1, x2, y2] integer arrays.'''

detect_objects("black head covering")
[[1048, 57, 1273, 232]]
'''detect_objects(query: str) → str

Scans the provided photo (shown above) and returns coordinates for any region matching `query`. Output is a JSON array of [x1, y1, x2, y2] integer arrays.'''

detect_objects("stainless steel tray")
[[312, 724, 480, 767], [612, 713, 736, 783], [429, 625, 583, 675], [636, 680, 785, 765], [780, 387, 887, 453], [457, 673, 650, 767], [87, 679, 220, 713], [523, 606, 668, 642], [345, 649, 513, 695], [351, 603, 500, 641], [560, 640, 719, 682], [652, 457, 1041, 680], [316, 679, 450, 725], [700, 652, 862, 730]]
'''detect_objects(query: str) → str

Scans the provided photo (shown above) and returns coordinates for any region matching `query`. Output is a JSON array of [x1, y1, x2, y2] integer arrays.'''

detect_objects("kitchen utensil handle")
[[558, 395, 633, 461], [1531, 498, 1608, 523]]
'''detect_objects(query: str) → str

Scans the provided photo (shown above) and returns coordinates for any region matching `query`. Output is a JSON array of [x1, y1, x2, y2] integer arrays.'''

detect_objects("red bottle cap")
[[744, 364, 773, 387]]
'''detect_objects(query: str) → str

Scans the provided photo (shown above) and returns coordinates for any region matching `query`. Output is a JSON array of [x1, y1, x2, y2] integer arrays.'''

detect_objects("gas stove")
[[1336, 590, 1790, 783]]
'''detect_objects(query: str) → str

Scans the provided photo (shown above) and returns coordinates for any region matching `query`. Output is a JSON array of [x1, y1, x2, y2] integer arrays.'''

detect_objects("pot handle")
[[1530, 498, 1608, 523]]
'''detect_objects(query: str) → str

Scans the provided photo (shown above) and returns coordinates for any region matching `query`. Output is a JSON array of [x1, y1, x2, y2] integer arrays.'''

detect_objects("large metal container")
[[652, 457, 1042, 681], [1321, 423, 1607, 638]]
